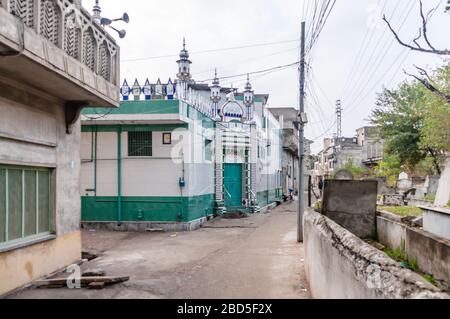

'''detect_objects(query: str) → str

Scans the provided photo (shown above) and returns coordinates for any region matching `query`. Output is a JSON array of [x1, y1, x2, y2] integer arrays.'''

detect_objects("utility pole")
[[336, 99, 342, 138], [297, 21, 306, 243]]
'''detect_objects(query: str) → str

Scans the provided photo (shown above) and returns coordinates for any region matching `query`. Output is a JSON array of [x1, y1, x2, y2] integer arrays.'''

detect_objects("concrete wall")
[[422, 206, 450, 241], [304, 209, 448, 299], [377, 212, 406, 251], [0, 79, 82, 295], [377, 211, 450, 290], [0, 231, 81, 296], [322, 180, 377, 238]]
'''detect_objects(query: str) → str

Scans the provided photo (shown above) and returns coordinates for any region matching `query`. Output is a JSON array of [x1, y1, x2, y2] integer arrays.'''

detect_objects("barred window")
[[0, 166, 51, 247], [128, 131, 152, 157]]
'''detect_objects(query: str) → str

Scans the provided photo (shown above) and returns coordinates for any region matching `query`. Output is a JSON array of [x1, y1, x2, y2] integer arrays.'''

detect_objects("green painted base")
[[81, 194, 215, 223], [257, 189, 282, 207]]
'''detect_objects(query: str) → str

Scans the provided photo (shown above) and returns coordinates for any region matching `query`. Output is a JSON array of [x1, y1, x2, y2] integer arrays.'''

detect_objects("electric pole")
[[297, 21, 306, 243], [336, 99, 342, 138]]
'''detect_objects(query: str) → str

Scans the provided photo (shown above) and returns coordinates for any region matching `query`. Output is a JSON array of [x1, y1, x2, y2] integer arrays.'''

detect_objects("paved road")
[[8, 201, 310, 299]]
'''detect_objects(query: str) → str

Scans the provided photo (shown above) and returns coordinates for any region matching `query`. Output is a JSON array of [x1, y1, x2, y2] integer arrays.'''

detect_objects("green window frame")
[[0, 165, 52, 248], [128, 131, 152, 157]]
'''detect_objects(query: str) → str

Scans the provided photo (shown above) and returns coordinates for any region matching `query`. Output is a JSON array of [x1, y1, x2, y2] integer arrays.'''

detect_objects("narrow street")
[[7, 202, 310, 299]]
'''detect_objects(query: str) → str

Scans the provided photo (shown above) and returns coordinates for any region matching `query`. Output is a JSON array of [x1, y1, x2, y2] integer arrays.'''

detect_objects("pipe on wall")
[[117, 126, 122, 226]]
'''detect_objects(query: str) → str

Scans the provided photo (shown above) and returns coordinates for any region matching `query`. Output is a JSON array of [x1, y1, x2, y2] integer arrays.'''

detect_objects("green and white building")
[[80, 42, 283, 231]]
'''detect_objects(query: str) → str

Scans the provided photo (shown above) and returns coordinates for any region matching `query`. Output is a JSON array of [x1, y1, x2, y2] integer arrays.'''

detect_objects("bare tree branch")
[[419, 0, 436, 51], [403, 69, 450, 104], [413, 65, 433, 82], [413, 29, 423, 49], [382, 1, 450, 56]]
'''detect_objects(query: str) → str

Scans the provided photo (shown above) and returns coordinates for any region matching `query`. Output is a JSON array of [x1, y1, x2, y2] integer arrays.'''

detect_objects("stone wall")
[[304, 209, 448, 299], [377, 211, 450, 291], [322, 180, 377, 238]]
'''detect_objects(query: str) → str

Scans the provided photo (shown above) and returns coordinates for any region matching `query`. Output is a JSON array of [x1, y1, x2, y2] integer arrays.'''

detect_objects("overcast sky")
[[83, 0, 449, 153]]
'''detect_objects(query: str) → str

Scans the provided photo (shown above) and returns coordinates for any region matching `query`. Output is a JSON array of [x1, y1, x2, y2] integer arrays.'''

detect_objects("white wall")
[[80, 119, 215, 198]]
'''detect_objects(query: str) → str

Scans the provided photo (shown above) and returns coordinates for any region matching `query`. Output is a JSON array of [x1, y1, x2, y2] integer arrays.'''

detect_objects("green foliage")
[[420, 64, 450, 153], [375, 154, 401, 187], [424, 274, 437, 286], [384, 247, 408, 263], [384, 247, 419, 272], [370, 63, 449, 175], [378, 206, 422, 217], [314, 200, 322, 211], [333, 157, 369, 179]]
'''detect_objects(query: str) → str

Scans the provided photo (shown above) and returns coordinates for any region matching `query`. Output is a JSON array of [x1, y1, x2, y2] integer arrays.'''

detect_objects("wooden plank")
[[34, 276, 129, 288]]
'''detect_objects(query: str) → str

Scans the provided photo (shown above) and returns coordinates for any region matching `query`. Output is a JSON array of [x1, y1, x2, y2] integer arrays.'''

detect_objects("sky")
[[83, 0, 449, 153]]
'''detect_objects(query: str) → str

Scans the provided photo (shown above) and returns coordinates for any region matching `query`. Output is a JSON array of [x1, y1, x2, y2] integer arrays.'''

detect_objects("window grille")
[[128, 132, 152, 157]]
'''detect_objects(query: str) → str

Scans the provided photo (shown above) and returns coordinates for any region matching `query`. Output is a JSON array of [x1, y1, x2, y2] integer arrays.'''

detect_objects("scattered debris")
[[364, 239, 385, 251], [88, 282, 106, 290], [298, 284, 308, 293], [170, 234, 177, 238], [202, 225, 257, 229], [146, 228, 164, 232], [82, 251, 98, 261], [222, 212, 249, 219], [82, 269, 106, 277], [33, 276, 129, 289]]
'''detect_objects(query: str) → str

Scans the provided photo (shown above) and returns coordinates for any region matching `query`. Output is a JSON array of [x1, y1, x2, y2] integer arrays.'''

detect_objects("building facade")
[[313, 126, 384, 184], [79, 42, 282, 231], [0, 0, 119, 295]]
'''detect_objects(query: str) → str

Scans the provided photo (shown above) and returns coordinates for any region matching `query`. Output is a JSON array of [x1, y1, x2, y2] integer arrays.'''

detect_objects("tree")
[[375, 154, 402, 187], [371, 82, 427, 172], [370, 63, 449, 175]]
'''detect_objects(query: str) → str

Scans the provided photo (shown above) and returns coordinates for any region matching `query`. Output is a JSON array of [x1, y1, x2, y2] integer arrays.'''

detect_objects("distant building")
[[356, 126, 384, 167], [313, 126, 383, 184], [0, 1, 120, 295], [266, 107, 313, 197], [79, 41, 283, 231]]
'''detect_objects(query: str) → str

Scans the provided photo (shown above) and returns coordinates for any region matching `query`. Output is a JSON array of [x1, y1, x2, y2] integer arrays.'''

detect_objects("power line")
[[344, 1, 417, 113], [342, 0, 406, 103], [121, 39, 299, 63], [197, 61, 299, 83], [192, 46, 299, 78], [340, 0, 388, 96]]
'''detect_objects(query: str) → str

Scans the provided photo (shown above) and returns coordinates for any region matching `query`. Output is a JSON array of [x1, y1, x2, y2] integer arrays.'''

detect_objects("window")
[[0, 166, 51, 246], [128, 131, 152, 157], [204, 139, 213, 161]]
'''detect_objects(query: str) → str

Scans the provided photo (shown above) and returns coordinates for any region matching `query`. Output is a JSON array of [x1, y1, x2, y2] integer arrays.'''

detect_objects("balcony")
[[282, 128, 298, 154], [0, 0, 119, 108]]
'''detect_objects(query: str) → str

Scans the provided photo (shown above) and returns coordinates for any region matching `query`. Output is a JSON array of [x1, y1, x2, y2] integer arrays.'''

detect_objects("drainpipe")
[[94, 127, 98, 197], [178, 154, 186, 223], [117, 126, 122, 226]]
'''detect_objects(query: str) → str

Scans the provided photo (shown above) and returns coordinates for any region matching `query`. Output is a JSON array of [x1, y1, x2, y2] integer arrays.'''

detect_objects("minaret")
[[243, 74, 254, 120], [92, 0, 101, 23], [210, 68, 221, 119], [176, 38, 192, 100]]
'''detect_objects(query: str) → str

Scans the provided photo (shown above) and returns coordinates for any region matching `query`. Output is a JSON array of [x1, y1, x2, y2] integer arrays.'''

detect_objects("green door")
[[224, 164, 243, 208]]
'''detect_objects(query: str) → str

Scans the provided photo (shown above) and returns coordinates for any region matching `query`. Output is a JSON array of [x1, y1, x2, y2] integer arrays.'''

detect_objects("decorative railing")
[[0, 0, 118, 85]]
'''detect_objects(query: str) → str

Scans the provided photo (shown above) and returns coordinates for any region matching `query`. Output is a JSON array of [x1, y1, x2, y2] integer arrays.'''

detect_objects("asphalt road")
[[7, 201, 310, 299]]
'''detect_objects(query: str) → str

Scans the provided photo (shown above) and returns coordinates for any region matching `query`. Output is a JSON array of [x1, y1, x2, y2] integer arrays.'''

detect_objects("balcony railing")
[[0, 0, 119, 85]]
